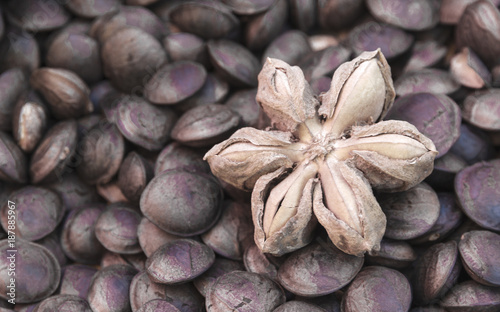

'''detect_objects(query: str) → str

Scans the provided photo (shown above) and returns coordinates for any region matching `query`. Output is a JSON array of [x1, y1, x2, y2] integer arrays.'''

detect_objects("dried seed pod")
[[193, 257, 244, 297], [461, 89, 500, 131], [262, 30, 312, 66], [174, 73, 230, 113], [171, 104, 240, 147], [137, 218, 182, 257], [440, 281, 500, 311], [90, 6, 167, 43], [76, 122, 125, 185], [30, 68, 93, 119], [64, 0, 119, 18], [289, 0, 316, 32], [46, 32, 103, 84], [129, 270, 204, 312], [413, 241, 461, 305], [402, 40, 447, 73], [455, 159, 500, 231], [278, 241, 363, 297], [349, 21, 414, 59], [59, 264, 98, 299], [366, 0, 440, 31], [115, 95, 177, 151], [30, 120, 77, 184], [298, 45, 351, 82], [33, 294, 92, 312], [0, 68, 27, 131], [95, 204, 142, 254], [0, 131, 27, 184], [207, 40, 260, 87], [318, 0, 365, 30], [245, 0, 288, 51], [145, 61, 207, 105], [409, 192, 463, 244], [379, 182, 440, 240], [206, 271, 285, 311], [365, 239, 417, 269], [5, 0, 70, 32], [163, 33, 209, 66], [450, 123, 494, 165], [0, 187, 63, 242], [87, 264, 138, 312], [169, 1, 239, 39], [101, 27, 167, 94], [0, 239, 61, 303], [140, 169, 223, 236], [201, 201, 253, 260], [0, 26, 40, 73], [342, 266, 411, 312], [450, 47, 491, 89], [154, 142, 209, 175], [46, 173, 100, 212], [118, 152, 154, 203], [459, 230, 500, 286], [61, 203, 106, 264], [225, 89, 260, 128], [243, 243, 279, 281], [146, 239, 215, 284], [456, 0, 500, 67], [12, 91, 48, 153], [387, 92, 461, 158]]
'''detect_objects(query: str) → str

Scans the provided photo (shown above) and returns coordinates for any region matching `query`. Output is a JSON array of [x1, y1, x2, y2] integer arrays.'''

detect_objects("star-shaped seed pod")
[[204, 50, 437, 257]]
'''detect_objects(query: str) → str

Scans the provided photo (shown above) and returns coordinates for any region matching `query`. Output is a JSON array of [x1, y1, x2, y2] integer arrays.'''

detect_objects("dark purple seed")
[[64, 0, 119, 18], [349, 21, 414, 59], [115, 95, 177, 151], [129, 270, 204, 312], [36, 232, 68, 267], [96, 180, 129, 204], [298, 45, 351, 82], [5, 0, 70, 32], [154, 142, 209, 175], [46, 173, 101, 212], [95, 204, 142, 254], [274, 301, 327, 312], [0, 131, 27, 184], [193, 257, 245, 297], [0, 26, 40, 73], [387, 92, 461, 158], [59, 264, 98, 299], [318, 0, 365, 30], [118, 152, 154, 203], [440, 280, 500, 311], [454, 159, 500, 232], [61, 204, 106, 264], [206, 271, 285, 311], [225, 89, 261, 128], [163, 33, 209, 66], [262, 30, 312, 66], [440, 0, 477, 24], [243, 243, 279, 281], [289, 0, 317, 32], [169, 1, 239, 39], [402, 40, 447, 73], [461, 89, 500, 131], [412, 241, 461, 305], [426, 152, 468, 190], [222, 0, 275, 15], [174, 73, 230, 114], [201, 201, 253, 260], [30, 120, 78, 184], [366, 0, 440, 31], [140, 169, 223, 236], [32, 294, 92, 312], [0, 239, 61, 304], [207, 39, 260, 87], [89, 80, 115, 110], [342, 266, 411, 312], [365, 239, 417, 269], [278, 241, 364, 297], [145, 61, 207, 105], [0, 187, 63, 242], [379, 182, 440, 240], [76, 122, 125, 185], [146, 239, 215, 284], [0, 68, 27, 131], [245, 0, 288, 51], [459, 230, 500, 286], [87, 264, 138, 312], [456, 0, 500, 67], [450, 123, 494, 165], [309, 76, 332, 95], [136, 300, 181, 312], [409, 192, 464, 244], [137, 218, 182, 257], [394, 69, 461, 97]]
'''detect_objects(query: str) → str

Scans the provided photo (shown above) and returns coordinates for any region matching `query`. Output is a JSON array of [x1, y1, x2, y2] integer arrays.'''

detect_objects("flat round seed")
[[366, 0, 440, 31], [461, 89, 500, 131], [459, 230, 500, 286]]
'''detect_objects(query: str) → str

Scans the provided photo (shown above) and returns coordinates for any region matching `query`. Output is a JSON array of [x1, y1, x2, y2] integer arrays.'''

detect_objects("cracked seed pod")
[[205, 50, 437, 256]]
